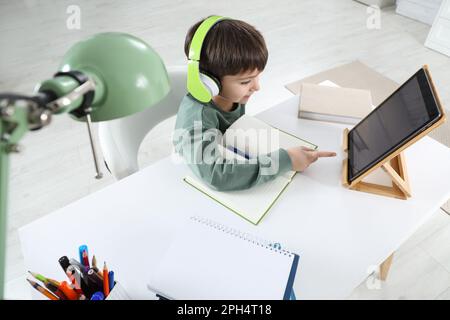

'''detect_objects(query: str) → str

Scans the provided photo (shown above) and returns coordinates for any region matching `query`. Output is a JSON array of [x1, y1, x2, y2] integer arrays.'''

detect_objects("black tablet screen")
[[348, 68, 441, 182]]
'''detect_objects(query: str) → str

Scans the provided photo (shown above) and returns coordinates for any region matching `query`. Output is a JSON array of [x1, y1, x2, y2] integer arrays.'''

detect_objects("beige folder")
[[299, 83, 374, 124]]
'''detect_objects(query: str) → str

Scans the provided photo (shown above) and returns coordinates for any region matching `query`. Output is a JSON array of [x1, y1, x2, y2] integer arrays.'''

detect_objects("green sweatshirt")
[[173, 94, 292, 191]]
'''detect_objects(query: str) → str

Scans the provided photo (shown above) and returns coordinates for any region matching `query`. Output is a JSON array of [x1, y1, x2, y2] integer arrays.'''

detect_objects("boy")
[[173, 16, 336, 191]]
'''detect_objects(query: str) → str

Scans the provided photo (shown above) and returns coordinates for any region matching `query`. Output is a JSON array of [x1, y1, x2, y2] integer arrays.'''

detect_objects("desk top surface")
[[19, 95, 450, 299]]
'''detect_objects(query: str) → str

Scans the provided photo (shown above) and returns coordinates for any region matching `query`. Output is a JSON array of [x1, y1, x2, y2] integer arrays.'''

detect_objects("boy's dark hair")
[[184, 16, 268, 79]]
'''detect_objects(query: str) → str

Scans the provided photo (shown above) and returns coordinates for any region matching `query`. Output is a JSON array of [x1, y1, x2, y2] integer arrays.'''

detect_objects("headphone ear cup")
[[199, 73, 220, 98]]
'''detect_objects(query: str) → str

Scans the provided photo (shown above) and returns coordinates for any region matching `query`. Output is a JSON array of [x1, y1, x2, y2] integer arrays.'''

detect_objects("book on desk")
[[183, 114, 317, 225], [298, 81, 374, 125]]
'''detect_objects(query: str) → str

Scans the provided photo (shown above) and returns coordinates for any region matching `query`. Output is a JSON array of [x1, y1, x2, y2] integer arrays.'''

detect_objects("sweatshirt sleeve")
[[173, 107, 293, 191]]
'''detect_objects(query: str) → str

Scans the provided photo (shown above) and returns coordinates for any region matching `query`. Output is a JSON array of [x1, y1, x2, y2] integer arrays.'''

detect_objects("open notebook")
[[184, 114, 317, 225], [148, 216, 300, 300]]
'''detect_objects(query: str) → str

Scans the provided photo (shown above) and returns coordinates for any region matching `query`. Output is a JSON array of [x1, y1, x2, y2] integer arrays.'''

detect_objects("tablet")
[[348, 67, 444, 183]]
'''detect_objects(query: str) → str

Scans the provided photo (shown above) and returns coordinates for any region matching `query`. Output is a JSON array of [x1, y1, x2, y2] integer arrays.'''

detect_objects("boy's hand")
[[287, 146, 337, 172]]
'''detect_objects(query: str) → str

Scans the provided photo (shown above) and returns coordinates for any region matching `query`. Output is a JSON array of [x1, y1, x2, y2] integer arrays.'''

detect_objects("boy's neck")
[[212, 95, 235, 112]]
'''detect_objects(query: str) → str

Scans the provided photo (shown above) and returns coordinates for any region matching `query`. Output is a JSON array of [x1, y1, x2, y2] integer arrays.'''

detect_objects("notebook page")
[[277, 129, 317, 151], [223, 115, 316, 158], [185, 172, 292, 225], [148, 217, 297, 299]]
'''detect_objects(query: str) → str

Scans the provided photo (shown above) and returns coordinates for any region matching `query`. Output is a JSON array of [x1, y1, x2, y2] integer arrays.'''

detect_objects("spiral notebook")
[[148, 216, 300, 300]]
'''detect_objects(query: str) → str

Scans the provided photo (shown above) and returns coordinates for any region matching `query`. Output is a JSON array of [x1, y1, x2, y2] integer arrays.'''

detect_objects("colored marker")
[[87, 268, 103, 292], [58, 256, 70, 273], [69, 258, 86, 272], [82, 251, 90, 269], [27, 279, 59, 300], [79, 245, 90, 269], [79, 245, 87, 264], [90, 291, 105, 300], [103, 262, 110, 297], [59, 281, 80, 300], [108, 271, 114, 292]]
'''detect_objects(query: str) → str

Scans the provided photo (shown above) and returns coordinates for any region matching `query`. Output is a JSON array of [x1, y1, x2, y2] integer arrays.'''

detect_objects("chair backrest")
[[98, 66, 187, 180]]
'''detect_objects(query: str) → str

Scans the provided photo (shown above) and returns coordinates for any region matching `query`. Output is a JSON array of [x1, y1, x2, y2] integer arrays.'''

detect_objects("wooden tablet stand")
[[342, 128, 411, 200], [341, 65, 446, 200]]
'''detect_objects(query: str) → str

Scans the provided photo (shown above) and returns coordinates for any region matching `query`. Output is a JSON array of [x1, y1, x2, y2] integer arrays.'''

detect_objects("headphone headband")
[[188, 15, 228, 62], [187, 15, 229, 103]]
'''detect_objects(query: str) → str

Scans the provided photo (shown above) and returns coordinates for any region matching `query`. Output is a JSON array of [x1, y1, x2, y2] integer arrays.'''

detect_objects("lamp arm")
[[46, 79, 96, 113], [0, 130, 9, 300], [0, 95, 36, 300], [0, 76, 99, 299]]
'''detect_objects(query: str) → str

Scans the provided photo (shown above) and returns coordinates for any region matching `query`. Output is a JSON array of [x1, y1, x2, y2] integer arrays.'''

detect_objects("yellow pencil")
[[27, 278, 59, 300]]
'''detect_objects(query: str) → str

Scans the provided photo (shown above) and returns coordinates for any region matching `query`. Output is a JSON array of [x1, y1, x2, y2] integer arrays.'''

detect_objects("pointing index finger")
[[316, 151, 337, 158]]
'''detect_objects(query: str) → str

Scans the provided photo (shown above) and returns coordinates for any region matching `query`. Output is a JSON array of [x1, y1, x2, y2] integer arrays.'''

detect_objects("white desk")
[[19, 95, 450, 299]]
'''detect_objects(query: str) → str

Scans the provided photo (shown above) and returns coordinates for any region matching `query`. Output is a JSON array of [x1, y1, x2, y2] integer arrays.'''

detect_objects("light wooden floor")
[[1, 0, 450, 299]]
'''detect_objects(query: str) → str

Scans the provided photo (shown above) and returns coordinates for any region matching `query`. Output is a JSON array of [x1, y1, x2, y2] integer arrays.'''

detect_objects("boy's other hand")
[[287, 146, 337, 172]]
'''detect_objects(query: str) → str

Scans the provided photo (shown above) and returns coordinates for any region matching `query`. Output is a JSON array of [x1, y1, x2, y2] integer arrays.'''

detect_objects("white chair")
[[98, 66, 187, 180]]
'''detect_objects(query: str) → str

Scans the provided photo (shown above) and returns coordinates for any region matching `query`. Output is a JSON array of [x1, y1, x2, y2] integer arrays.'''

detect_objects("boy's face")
[[218, 69, 261, 104]]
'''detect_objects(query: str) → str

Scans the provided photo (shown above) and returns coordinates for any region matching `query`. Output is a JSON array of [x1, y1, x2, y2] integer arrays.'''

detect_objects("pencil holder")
[[26, 244, 132, 300]]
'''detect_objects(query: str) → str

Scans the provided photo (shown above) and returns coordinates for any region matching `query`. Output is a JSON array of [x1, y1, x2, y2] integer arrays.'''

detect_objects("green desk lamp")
[[0, 32, 170, 299]]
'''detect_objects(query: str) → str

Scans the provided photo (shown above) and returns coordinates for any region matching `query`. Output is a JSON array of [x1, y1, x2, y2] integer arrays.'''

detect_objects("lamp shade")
[[43, 32, 171, 122]]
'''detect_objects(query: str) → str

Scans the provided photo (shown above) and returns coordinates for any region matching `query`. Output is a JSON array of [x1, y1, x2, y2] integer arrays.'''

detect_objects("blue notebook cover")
[[284, 254, 299, 300]]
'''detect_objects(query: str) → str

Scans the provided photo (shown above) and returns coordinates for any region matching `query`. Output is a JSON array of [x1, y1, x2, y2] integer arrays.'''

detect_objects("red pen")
[[79, 245, 90, 269], [82, 251, 90, 269]]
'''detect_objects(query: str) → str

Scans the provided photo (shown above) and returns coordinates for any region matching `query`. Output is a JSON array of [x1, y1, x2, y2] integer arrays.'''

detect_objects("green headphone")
[[187, 15, 229, 103]]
